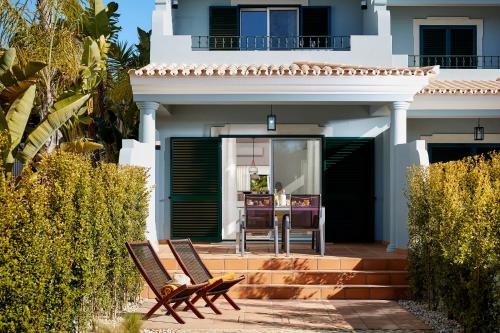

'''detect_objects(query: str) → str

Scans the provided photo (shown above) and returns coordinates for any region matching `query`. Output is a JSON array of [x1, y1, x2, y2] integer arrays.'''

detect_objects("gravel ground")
[[398, 300, 463, 333]]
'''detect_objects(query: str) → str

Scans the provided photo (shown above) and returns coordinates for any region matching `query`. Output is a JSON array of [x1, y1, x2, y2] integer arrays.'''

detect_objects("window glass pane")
[[270, 10, 297, 50], [272, 139, 321, 195], [240, 10, 267, 50]]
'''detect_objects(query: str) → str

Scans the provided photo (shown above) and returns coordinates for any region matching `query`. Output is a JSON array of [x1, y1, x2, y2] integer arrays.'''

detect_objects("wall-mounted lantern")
[[361, 1, 368, 10], [172, 0, 178, 9], [267, 106, 277, 131], [474, 119, 485, 141]]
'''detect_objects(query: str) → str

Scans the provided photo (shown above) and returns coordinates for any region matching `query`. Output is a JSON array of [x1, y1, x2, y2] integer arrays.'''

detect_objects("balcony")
[[409, 55, 500, 69], [192, 36, 351, 51]]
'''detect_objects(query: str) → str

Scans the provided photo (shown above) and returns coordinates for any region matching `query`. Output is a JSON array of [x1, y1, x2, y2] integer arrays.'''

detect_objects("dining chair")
[[284, 195, 324, 256], [240, 194, 278, 256]]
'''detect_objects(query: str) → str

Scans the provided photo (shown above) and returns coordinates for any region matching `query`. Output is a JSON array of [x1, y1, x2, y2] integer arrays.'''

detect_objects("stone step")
[[209, 270, 408, 286], [160, 257, 408, 271], [228, 284, 410, 300]]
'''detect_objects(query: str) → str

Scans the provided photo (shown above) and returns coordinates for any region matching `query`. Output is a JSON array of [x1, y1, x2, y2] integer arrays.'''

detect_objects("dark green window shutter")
[[301, 7, 330, 48], [170, 138, 221, 242], [421, 27, 447, 56], [323, 138, 374, 243], [209, 6, 239, 50]]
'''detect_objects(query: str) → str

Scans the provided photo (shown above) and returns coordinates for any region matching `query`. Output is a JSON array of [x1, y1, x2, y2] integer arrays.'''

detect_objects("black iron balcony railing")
[[409, 55, 500, 69], [192, 35, 351, 51]]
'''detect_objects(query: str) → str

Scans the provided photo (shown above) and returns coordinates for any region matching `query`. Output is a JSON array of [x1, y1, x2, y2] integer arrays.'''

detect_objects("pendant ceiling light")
[[249, 138, 259, 179], [267, 105, 277, 131], [474, 118, 485, 141]]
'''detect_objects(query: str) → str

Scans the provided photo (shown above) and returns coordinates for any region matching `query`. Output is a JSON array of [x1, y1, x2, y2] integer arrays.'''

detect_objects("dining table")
[[235, 205, 325, 255]]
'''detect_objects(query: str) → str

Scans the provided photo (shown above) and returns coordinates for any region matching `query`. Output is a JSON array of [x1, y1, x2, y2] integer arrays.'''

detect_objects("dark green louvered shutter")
[[170, 138, 222, 242], [301, 7, 330, 48], [323, 138, 374, 243], [209, 6, 239, 50]]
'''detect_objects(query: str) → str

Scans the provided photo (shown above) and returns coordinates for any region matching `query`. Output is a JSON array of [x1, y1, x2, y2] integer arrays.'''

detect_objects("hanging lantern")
[[267, 105, 276, 131], [249, 138, 259, 178], [474, 119, 484, 141]]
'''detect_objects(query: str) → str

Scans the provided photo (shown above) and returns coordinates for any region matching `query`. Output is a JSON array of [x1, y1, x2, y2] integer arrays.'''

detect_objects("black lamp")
[[267, 105, 276, 131], [474, 119, 484, 141], [361, 1, 368, 10], [172, 0, 178, 9]]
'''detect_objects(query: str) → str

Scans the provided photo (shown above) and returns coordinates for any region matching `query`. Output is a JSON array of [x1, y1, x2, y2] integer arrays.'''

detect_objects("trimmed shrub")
[[0, 150, 148, 332], [407, 152, 500, 332]]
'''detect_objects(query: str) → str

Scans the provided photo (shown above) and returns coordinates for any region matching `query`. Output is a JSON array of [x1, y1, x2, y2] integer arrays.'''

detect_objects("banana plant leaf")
[[0, 106, 10, 164], [0, 48, 15, 77], [17, 93, 90, 164], [60, 140, 103, 153], [94, 0, 110, 38], [4, 85, 36, 163], [81, 37, 102, 67], [0, 62, 46, 104]]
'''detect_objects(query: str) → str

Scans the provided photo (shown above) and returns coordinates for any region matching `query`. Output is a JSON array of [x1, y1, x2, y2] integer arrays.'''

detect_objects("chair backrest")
[[167, 239, 213, 285], [125, 241, 172, 298], [290, 195, 320, 229], [245, 194, 275, 230]]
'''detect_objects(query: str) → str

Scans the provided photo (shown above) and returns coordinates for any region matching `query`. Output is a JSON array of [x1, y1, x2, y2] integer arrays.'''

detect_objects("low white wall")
[[393, 140, 429, 249], [119, 139, 158, 251], [150, 35, 395, 66]]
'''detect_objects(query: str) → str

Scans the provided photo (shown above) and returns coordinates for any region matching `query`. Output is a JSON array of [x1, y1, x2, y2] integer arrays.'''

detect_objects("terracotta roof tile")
[[130, 62, 439, 78], [419, 80, 500, 95]]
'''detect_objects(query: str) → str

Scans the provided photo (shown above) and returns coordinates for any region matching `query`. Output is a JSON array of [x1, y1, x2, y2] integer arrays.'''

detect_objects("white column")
[[387, 101, 409, 252], [136, 101, 160, 251]]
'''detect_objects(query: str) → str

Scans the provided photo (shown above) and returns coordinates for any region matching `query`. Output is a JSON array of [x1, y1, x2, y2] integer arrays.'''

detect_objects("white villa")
[[119, 0, 500, 252]]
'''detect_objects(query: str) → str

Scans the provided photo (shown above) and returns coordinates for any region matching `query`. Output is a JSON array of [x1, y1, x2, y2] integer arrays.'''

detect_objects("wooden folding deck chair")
[[167, 239, 245, 315], [125, 241, 207, 323]]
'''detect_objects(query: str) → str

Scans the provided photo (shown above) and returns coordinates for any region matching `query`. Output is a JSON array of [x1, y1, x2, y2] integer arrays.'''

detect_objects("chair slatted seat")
[[168, 239, 245, 315], [126, 241, 207, 323]]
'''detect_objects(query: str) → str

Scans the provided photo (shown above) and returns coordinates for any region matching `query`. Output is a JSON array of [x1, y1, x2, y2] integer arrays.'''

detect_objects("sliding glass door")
[[272, 139, 321, 195], [240, 8, 299, 50]]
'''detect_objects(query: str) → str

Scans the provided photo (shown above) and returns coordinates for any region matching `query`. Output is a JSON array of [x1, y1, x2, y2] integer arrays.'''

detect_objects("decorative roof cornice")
[[419, 79, 500, 95], [130, 62, 440, 78]]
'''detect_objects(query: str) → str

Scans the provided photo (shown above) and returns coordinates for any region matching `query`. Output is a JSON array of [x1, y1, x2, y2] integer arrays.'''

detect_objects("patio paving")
[[137, 299, 432, 332]]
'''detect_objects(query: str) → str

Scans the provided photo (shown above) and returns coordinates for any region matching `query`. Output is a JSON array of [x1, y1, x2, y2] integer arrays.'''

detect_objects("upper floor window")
[[420, 25, 477, 68], [203, 6, 348, 51], [240, 8, 298, 50]]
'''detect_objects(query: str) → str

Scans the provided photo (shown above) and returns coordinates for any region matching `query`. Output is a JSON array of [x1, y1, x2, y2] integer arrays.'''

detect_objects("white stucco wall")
[[393, 140, 429, 249], [389, 5, 500, 57]]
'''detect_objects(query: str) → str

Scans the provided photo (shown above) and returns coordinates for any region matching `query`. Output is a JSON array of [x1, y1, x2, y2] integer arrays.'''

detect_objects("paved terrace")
[[137, 298, 431, 332]]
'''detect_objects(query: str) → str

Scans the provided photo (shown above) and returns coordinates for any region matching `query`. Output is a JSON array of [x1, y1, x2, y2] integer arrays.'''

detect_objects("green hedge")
[[0, 150, 149, 332], [407, 152, 500, 332]]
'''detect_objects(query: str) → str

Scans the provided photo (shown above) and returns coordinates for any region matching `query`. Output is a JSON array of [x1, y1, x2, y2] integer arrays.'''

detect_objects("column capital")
[[390, 101, 411, 111], [136, 101, 160, 113]]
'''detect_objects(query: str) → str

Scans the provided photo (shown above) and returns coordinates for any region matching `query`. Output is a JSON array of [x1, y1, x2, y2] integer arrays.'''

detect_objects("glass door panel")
[[240, 10, 267, 50], [269, 10, 298, 50], [272, 139, 321, 195]]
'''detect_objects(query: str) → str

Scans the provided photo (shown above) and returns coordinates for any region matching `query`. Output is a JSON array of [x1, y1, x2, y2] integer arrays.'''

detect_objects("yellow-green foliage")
[[407, 152, 500, 332], [0, 151, 148, 332]]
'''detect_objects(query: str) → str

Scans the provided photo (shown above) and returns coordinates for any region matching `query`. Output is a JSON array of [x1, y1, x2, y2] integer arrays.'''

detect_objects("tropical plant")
[[0, 48, 45, 170]]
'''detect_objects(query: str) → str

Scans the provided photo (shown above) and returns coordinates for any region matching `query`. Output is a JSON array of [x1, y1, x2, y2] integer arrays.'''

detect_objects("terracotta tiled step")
[[227, 284, 410, 300], [209, 270, 408, 286], [160, 257, 408, 271]]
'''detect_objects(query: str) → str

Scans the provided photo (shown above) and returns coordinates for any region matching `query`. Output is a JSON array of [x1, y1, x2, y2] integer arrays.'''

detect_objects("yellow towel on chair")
[[160, 283, 178, 297], [207, 272, 236, 286]]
